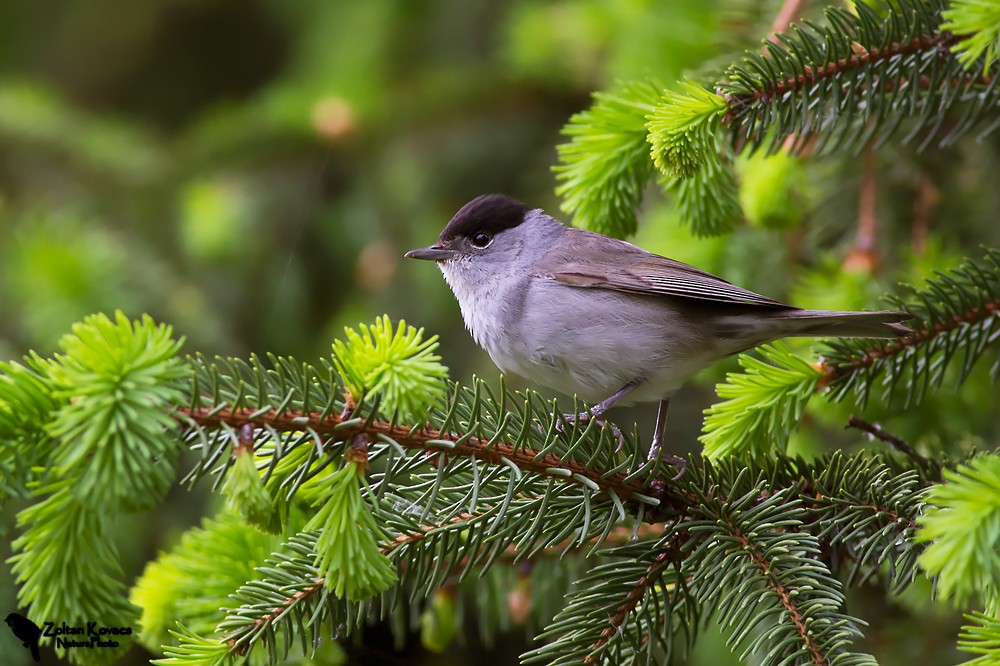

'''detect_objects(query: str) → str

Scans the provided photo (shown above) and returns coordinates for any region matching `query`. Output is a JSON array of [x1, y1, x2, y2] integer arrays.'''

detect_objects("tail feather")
[[775, 309, 912, 339]]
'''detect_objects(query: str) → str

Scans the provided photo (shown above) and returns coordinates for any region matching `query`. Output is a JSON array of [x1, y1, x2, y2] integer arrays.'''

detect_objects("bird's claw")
[[552, 410, 626, 451], [664, 454, 687, 480]]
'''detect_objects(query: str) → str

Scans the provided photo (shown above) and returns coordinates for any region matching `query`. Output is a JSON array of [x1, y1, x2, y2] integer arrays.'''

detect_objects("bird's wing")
[[534, 229, 788, 308]]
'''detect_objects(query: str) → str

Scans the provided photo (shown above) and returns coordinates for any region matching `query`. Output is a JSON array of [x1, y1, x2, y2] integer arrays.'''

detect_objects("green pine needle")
[[46, 311, 188, 508], [332, 315, 448, 422], [10, 479, 136, 662], [701, 343, 823, 459], [554, 79, 664, 238], [917, 455, 1000, 605], [301, 460, 398, 601], [646, 79, 728, 180], [222, 450, 275, 530], [943, 0, 1000, 76], [130, 510, 282, 650], [667, 147, 743, 237], [153, 625, 235, 666], [959, 611, 1000, 664]]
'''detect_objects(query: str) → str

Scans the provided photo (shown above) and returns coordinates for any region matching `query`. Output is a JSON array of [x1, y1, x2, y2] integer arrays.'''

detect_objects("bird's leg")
[[648, 398, 686, 479], [555, 379, 643, 447]]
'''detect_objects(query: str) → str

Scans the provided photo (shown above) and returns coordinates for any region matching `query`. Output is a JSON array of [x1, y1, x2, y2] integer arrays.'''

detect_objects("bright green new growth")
[[943, 0, 1000, 75], [917, 455, 1000, 606], [646, 80, 727, 180], [332, 314, 448, 421], [959, 612, 1000, 665], [0, 355, 60, 498], [554, 79, 663, 238], [47, 311, 188, 508], [154, 625, 235, 666], [131, 510, 282, 649], [301, 459, 398, 600], [669, 147, 742, 237], [5, 311, 187, 664], [700, 344, 823, 459], [222, 448, 274, 530], [736, 151, 811, 230]]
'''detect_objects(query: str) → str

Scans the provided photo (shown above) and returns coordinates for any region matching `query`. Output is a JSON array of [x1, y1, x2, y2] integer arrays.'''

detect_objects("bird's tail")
[[773, 309, 912, 338]]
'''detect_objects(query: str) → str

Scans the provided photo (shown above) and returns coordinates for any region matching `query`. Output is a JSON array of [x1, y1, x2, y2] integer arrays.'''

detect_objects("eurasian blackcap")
[[406, 194, 910, 466]]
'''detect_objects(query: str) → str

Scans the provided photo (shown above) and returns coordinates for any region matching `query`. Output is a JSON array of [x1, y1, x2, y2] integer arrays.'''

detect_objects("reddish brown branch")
[[844, 146, 881, 274], [226, 509, 672, 650], [768, 0, 806, 40], [819, 300, 1000, 386], [912, 173, 938, 255], [733, 526, 827, 665], [178, 405, 654, 502], [733, 32, 960, 105], [584, 549, 675, 665]]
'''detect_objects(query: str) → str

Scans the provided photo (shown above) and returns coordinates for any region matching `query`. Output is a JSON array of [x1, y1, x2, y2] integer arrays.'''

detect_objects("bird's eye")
[[470, 231, 492, 248]]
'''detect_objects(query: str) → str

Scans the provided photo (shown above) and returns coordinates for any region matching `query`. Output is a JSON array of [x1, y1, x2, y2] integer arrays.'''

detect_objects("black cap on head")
[[439, 194, 530, 244]]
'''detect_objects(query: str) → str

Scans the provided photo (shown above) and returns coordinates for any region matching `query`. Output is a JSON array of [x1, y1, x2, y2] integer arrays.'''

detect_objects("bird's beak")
[[404, 245, 458, 261]]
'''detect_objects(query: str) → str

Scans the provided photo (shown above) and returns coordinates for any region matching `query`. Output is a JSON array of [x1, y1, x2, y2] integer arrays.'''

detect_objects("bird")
[[5, 612, 41, 662], [405, 194, 910, 468]]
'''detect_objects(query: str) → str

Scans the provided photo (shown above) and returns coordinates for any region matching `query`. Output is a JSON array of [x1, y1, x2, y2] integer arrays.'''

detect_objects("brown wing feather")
[[534, 228, 788, 308]]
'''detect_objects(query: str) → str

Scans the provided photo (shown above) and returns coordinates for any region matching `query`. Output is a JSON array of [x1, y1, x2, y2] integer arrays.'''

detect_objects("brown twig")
[[225, 510, 673, 650], [912, 173, 939, 255], [846, 415, 930, 469], [584, 548, 676, 665], [768, 0, 806, 40], [844, 145, 881, 274]]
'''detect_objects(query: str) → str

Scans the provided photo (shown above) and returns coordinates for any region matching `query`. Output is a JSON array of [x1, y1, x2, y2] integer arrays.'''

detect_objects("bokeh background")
[[0, 0, 995, 664]]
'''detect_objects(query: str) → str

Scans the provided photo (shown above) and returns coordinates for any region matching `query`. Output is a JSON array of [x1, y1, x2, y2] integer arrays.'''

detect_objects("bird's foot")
[[554, 410, 626, 450], [664, 454, 687, 480], [648, 435, 686, 480]]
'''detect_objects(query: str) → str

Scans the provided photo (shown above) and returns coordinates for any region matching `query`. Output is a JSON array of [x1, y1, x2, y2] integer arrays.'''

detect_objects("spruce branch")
[[0, 355, 60, 499], [702, 249, 999, 457], [700, 343, 823, 459], [178, 404, 657, 505], [720, 0, 1000, 154], [684, 474, 874, 666], [130, 509, 284, 650], [646, 80, 728, 180], [806, 455, 925, 593], [4, 311, 186, 664], [298, 435, 397, 601], [580, 549, 675, 666], [723, 516, 826, 666], [524, 535, 687, 666], [332, 315, 448, 422], [820, 248, 1000, 406]]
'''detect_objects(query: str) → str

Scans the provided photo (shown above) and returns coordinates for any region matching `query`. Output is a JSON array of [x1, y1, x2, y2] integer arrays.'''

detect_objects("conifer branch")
[[583, 549, 675, 665], [177, 405, 657, 504], [823, 301, 998, 382], [728, 32, 958, 106], [728, 517, 827, 665]]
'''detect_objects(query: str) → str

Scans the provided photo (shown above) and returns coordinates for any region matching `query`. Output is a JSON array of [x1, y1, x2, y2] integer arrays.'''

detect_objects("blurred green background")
[[0, 0, 993, 664]]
